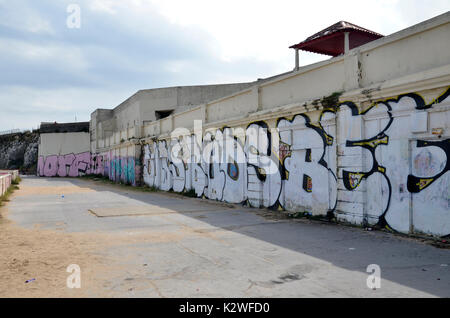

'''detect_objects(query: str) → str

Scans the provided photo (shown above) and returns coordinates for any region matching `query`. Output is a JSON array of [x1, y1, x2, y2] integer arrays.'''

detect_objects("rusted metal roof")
[[290, 21, 383, 56]]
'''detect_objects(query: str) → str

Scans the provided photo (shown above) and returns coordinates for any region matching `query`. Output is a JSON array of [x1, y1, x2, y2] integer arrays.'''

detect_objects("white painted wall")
[[80, 12, 450, 237], [139, 85, 449, 238], [37, 132, 91, 177], [0, 170, 18, 196]]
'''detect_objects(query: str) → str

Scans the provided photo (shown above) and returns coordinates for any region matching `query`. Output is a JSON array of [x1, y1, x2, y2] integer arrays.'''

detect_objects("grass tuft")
[[182, 188, 197, 198], [0, 179, 21, 206], [11, 176, 22, 185]]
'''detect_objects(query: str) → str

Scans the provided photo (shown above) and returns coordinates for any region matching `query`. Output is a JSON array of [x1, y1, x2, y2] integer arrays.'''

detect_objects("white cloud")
[[0, 38, 88, 70], [0, 0, 448, 131], [0, 1, 55, 35], [89, 0, 120, 15], [148, 0, 449, 66], [0, 85, 133, 130]]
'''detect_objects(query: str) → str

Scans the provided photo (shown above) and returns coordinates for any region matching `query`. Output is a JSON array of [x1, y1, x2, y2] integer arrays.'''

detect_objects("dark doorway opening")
[[155, 110, 174, 120]]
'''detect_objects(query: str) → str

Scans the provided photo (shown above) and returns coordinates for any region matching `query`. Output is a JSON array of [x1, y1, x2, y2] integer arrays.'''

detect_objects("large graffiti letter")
[[43, 155, 58, 177], [277, 114, 337, 215], [407, 139, 449, 193], [221, 127, 247, 203], [245, 122, 281, 208]]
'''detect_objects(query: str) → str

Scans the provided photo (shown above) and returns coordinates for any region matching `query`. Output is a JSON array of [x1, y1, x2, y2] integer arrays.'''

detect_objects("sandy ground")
[[0, 184, 113, 297], [0, 217, 105, 297], [0, 182, 226, 297]]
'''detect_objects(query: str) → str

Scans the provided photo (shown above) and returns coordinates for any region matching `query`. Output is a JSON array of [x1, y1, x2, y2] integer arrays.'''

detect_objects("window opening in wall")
[[155, 110, 174, 120]]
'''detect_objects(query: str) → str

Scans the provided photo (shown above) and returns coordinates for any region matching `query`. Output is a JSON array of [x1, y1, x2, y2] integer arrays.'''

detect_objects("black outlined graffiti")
[[170, 138, 187, 193], [202, 130, 226, 201], [338, 87, 450, 229], [277, 113, 337, 215], [90, 154, 104, 175], [407, 139, 449, 193], [245, 121, 282, 209], [311, 110, 338, 214], [136, 86, 450, 236], [206, 127, 248, 203], [339, 99, 394, 227], [303, 174, 312, 192], [159, 140, 173, 191], [413, 88, 450, 110]]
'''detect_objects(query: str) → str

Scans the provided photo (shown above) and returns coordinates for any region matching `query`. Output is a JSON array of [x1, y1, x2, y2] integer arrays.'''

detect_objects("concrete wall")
[[90, 83, 257, 154], [0, 170, 19, 181], [133, 12, 450, 238], [42, 12, 450, 238], [90, 144, 140, 186], [37, 132, 91, 177], [138, 85, 449, 238], [0, 170, 18, 197], [0, 174, 12, 197]]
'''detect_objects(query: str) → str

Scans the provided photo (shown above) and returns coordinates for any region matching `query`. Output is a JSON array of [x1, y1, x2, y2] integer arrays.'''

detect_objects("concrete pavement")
[[4, 176, 450, 297]]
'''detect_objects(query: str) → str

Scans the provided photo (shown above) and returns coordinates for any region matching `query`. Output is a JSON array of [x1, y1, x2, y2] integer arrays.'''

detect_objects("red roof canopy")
[[290, 21, 383, 57]]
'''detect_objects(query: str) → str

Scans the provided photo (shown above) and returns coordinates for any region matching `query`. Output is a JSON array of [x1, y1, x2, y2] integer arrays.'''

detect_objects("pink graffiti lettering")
[[37, 152, 91, 177]]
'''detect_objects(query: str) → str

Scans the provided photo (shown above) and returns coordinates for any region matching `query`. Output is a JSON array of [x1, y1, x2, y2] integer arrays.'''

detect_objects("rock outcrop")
[[0, 131, 39, 174]]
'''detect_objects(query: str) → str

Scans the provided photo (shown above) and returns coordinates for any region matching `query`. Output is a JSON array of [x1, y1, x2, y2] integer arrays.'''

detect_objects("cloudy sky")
[[0, 0, 448, 131]]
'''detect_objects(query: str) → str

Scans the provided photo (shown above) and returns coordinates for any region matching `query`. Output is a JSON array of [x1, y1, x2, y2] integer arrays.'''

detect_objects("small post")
[[344, 32, 350, 54], [294, 48, 299, 71]]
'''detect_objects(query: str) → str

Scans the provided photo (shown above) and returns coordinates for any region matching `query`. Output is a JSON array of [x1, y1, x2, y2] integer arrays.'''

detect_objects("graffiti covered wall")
[[37, 130, 140, 185], [38, 149, 140, 185], [51, 14, 449, 238], [37, 151, 91, 177], [88, 145, 140, 186], [141, 87, 450, 237], [37, 87, 449, 237], [37, 131, 91, 178]]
